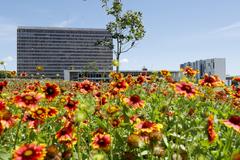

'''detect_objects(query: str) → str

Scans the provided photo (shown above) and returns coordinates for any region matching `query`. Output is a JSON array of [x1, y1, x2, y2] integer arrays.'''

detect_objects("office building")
[[17, 26, 113, 79], [180, 58, 226, 81]]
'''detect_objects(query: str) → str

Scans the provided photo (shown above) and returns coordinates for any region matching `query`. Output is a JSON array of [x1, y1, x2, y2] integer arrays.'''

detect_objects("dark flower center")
[[130, 95, 141, 104], [142, 121, 153, 128], [117, 81, 125, 89], [137, 76, 144, 83], [60, 128, 68, 135], [98, 139, 106, 146], [182, 85, 193, 93], [229, 116, 240, 125], [47, 87, 54, 94], [83, 84, 90, 91], [68, 100, 75, 107], [97, 136, 109, 147]]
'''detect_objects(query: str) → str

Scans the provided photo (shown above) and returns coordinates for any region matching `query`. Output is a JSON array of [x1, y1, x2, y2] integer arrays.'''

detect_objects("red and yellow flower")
[[126, 74, 136, 85], [160, 70, 171, 77], [47, 107, 58, 117], [123, 94, 145, 109], [107, 106, 120, 115], [20, 72, 28, 77], [222, 115, 240, 133], [56, 123, 77, 148], [31, 107, 48, 120], [10, 71, 17, 77], [13, 143, 46, 160], [110, 80, 128, 92], [199, 74, 223, 87], [134, 120, 163, 135], [181, 66, 198, 77], [64, 97, 78, 111], [23, 112, 44, 130], [109, 72, 123, 81], [26, 84, 38, 92], [14, 92, 43, 109], [45, 145, 61, 160], [0, 80, 7, 93], [175, 82, 197, 98], [97, 95, 108, 106], [233, 77, 240, 82], [0, 109, 18, 128], [42, 83, 60, 101], [74, 80, 94, 94], [0, 122, 4, 135], [0, 100, 6, 110], [136, 74, 146, 85], [231, 86, 240, 99], [91, 132, 111, 150], [207, 114, 217, 143]]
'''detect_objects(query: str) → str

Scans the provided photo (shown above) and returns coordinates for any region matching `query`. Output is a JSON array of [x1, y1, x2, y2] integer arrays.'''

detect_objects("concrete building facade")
[[17, 26, 113, 79], [180, 58, 226, 81], [63, 69, 182, 82]]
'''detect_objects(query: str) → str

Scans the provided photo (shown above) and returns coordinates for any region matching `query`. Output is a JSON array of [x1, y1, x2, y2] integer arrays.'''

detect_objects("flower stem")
[[13, 112, 24, 149]]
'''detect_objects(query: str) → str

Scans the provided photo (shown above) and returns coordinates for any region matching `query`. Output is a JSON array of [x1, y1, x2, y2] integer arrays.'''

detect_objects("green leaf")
[[0, 149, 11, 160], [163, 135, 169, 147]]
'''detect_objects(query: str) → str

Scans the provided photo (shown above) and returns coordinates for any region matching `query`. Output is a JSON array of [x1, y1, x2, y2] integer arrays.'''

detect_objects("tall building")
[[180, 58, 226, 81], [17, 26, 113, 79]]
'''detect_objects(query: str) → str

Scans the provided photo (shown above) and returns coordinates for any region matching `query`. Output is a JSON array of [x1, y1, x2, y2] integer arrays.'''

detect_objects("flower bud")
[[127, 134, 144, 148]]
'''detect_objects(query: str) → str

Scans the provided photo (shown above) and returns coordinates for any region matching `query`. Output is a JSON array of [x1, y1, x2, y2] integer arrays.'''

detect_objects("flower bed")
[[0, 69, 239, 159]]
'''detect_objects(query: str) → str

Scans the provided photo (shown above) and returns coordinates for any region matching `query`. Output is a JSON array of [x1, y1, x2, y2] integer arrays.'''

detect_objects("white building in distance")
[[180, 58, 226, 81]]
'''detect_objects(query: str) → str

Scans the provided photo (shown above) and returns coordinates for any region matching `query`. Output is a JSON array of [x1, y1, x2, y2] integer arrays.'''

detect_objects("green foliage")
[[0, 70, 13, 78], [100, 0, 145, 72]]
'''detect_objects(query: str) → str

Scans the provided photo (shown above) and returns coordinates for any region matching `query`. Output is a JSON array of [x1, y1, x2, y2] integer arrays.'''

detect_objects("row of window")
[[18, 68, 111, 72], [17, 52, 112, 56], [17, 46, 112, 51], [18, 58, 112, 61], [17, 34, 110, 38], [17, 50, 111, 53], [18, 60, 112, 65], [17, 53, 111, 56], [17, 39, 109, 44], [18, 29, 108, 33], [17, 44, 110, 48], [17, 37, 111, 41]]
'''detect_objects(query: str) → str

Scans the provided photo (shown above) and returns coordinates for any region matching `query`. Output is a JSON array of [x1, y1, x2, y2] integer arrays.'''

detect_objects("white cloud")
[[53, 18, 75, 27], [212, 22, 240, 33], [3, 56, 14, 62], [120, 58, 129, 64]]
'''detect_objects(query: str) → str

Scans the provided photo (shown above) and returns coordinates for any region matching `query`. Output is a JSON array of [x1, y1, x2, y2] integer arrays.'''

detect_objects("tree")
[[0, 61, 6, 71], [100, 0, 145, 72], [0, 61, 7, 78]]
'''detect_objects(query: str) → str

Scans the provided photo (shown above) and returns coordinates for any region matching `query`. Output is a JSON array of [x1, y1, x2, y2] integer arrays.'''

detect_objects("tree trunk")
[[116, 53, 120, 73]]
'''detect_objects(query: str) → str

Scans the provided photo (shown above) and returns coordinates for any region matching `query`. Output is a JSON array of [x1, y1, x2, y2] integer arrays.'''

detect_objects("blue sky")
[[1, 0, 240, 75]]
